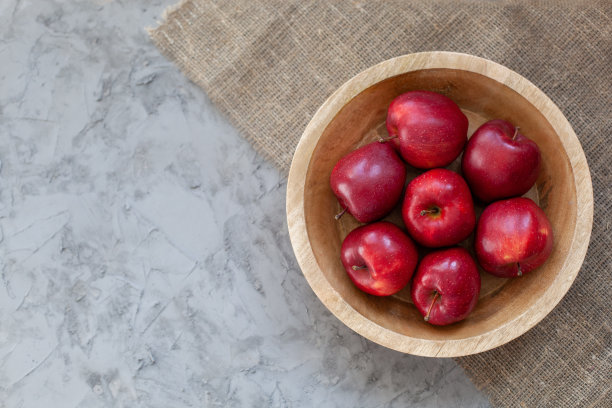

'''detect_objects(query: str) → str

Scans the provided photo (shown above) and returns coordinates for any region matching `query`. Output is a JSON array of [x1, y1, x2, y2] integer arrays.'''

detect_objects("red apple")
[[386, 90, 468, 168], [475, 197, 553, 278], [330, 141, 406, 223], [402, 168, 475, 247], [411, 247, 480, 325], [462, 119, 541, 202], [341, 222, 418, 296]]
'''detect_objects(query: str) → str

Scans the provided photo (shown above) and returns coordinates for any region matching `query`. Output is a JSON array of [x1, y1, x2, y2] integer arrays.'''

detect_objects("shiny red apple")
[[402, 168, 475, 247], [411, 247, 481, 326], [475, 197, 553, 278], [330, 141, 406, 223], [462, 119, 541, 202], [341, 222, 418, 296], [386, 90, 468, 168]]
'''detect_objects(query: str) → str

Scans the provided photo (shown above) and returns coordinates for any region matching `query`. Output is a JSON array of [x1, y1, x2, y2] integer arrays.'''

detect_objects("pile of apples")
[[330, 91, 553, 326]]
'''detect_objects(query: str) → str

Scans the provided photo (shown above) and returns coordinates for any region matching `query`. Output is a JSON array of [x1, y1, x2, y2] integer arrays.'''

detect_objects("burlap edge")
[[145, 0, 191, 35], [146, 0, 290, 175]]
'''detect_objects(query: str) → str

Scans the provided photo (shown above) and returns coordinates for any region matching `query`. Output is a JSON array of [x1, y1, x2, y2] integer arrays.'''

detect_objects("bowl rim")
[[286, 51, 593, 357]]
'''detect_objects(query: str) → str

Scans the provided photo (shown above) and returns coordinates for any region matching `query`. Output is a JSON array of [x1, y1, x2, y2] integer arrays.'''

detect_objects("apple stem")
[[512, 126, 520, 141], [352, 265, 367, 271], [424, 291, 440, 322], [378, 135, 398, 143], [334, 207, 347, 220], [517, 262, 522, 277], [420, 208, 440, 216]]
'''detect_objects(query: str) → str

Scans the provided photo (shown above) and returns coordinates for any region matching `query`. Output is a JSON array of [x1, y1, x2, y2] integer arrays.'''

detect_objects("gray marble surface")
[[0, 0, 490, 407]]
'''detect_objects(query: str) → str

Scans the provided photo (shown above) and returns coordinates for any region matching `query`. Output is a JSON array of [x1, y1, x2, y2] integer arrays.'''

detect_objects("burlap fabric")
[[149, 1, 611, 406]]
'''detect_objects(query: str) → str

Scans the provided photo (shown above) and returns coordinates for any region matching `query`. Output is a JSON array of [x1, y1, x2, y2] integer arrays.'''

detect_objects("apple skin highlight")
[[462, 119, 541, 203], [341, 222, 418, 296], [330, 141, 406, 223], [402, 169, 476, 248], [387, 90, 468, 169], [475, 197, 553, 278], [411, 247, 481, 326]]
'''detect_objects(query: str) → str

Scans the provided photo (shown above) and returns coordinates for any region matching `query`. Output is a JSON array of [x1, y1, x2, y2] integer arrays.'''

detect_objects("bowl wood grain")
[[286, 52, 593, 357]]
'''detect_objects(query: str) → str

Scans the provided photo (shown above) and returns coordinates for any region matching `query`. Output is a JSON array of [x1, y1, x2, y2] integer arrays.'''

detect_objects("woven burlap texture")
[[149, 1, 611, 406]]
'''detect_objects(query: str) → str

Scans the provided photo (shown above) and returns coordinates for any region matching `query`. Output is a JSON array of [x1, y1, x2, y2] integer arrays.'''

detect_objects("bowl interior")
[[304, 68, 576, 341]]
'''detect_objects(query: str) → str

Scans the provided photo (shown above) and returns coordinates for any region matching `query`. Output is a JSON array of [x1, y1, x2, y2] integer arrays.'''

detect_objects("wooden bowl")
[[286, 52, 593, 357]]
